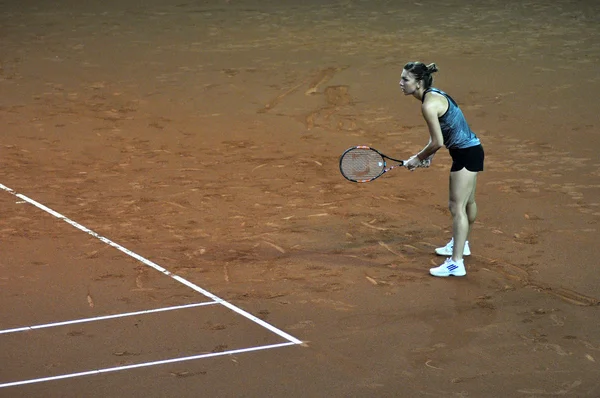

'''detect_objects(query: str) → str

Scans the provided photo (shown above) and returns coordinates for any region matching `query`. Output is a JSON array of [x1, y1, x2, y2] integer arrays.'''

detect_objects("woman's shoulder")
[[427, 87, 449, 96], [423, 88, 448, 105], [422, 88, 449, 115]]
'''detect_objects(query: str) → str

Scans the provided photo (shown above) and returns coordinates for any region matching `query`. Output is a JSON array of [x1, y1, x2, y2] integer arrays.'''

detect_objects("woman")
[[400, 62, 484, 277]]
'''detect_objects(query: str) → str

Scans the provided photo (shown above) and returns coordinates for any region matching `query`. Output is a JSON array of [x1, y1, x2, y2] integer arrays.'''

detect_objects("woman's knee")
[[448, 199, 465, 216]]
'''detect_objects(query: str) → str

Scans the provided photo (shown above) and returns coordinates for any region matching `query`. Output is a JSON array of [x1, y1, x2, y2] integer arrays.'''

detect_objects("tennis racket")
[[339, 146, 407, 183]]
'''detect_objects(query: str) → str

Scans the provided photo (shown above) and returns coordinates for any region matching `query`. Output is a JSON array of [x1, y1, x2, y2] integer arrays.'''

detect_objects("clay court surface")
[[1, 0, 600, 396]]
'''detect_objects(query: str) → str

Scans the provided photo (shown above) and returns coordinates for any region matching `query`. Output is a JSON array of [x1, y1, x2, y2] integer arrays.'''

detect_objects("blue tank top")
[[423, 88, 480, 149]]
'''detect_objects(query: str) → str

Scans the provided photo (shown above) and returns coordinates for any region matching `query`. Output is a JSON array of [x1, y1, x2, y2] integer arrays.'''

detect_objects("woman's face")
[[399, 69, 419, 95]]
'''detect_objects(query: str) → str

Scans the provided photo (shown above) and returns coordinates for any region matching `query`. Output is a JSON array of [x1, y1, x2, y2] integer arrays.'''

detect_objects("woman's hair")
[[403, 62, 439, 89]]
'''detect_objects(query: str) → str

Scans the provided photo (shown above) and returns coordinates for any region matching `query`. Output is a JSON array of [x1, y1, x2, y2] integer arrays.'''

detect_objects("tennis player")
[[400, 62, 484, 277]]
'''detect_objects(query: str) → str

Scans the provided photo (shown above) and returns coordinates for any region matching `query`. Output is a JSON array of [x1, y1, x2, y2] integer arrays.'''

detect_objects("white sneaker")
[[435, 238, 471, 256], [430, 258, 466, 277]]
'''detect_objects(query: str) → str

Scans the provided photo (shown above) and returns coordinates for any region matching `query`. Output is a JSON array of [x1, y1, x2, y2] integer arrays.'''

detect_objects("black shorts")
[[449, 144, 484, 172]]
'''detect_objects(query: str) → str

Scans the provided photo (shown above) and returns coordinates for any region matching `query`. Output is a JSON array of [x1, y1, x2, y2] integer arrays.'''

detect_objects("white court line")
[[0, 342, 297, 388], [0, 302, 218, 335], [0, 183, 303, 388], [0, 183, 301, 345]]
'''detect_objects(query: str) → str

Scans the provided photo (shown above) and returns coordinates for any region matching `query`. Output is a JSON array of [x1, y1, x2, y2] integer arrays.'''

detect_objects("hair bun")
[[427, 63, 439, 73]]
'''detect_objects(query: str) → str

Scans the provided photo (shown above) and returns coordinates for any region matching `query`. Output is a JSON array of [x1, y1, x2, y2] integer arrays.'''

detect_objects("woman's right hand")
[[406, 155, 432, 171], [405, 155, 422, 171]]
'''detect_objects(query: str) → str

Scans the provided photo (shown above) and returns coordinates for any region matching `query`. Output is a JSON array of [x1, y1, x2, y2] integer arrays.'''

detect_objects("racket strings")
[[340, 149, 385, 181]]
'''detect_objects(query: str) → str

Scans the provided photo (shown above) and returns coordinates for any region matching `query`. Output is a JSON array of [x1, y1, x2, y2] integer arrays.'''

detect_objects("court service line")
[[0, 302, 218, 335], [0, 183, 302, 345], [0, 342, 297, 388]]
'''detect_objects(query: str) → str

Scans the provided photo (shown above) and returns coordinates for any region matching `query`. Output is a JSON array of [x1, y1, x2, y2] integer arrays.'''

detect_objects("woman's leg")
[[466, 176, 478, 241], [449, 168, 478, 262]]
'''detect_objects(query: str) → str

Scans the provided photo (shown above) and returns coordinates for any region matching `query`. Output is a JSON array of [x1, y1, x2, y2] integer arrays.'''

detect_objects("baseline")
[[0, 342, 297, 388]]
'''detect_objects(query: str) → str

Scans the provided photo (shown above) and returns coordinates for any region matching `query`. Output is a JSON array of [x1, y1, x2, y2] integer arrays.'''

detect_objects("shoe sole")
[[434, 249, 471, 256], [429, 271, 467, 277]]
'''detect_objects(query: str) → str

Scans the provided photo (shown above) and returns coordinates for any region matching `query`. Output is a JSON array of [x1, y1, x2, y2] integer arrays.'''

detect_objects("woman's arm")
[[405, 93, 446, 170], [417, 98, 445, 161]]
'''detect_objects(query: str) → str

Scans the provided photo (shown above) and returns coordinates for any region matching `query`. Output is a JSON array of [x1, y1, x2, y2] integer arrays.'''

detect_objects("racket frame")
[[339, 145, 406, 183]]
